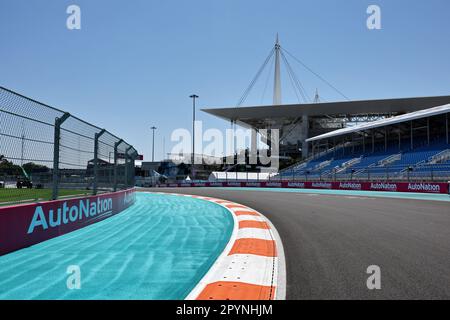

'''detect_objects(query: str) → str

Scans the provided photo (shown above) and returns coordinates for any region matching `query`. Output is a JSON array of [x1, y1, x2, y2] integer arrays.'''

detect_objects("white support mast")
[[273, 34, 282, 106], [314, 88, 320, 103]]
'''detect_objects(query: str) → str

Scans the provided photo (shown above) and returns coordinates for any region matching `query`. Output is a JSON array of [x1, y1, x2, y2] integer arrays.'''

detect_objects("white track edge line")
[[143, 191, 285, 300]]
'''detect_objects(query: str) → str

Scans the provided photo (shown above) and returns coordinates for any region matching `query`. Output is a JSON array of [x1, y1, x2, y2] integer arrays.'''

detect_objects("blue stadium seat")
[[279, 136, 450, 180]]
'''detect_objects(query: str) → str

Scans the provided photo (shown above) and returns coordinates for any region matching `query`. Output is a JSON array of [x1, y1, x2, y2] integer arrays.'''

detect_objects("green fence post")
[[52, 113, 70, 200], [93, 129, 106, 195], [125, 146, 133, 189], [113, 139, 123, 192]]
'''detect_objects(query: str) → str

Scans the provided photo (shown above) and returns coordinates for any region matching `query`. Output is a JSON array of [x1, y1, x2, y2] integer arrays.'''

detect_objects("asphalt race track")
[[144, 188, 450, 300]]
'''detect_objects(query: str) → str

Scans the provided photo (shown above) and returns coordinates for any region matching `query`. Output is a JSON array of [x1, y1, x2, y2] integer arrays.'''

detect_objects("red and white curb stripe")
[[149, 192, 286, 300]]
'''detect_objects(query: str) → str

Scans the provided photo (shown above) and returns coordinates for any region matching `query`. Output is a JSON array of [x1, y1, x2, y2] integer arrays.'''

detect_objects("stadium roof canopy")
[[306, 103, 450, 142], [202, 95, 450, 126]]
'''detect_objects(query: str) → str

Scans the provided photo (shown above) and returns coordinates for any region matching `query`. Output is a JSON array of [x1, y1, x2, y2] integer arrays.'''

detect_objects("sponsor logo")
[[27, 197, 113, 234], [209, 182, 223, 187], [227, 182, 242, 187], [407, 183, 440, 193], [287, 182, 305, 188], [124, 191, 135, 205], [370, 182, 397, 191], [311, 182, 332, 189], [245, 182, 261, 187], [193, 183, 206, 187], [266, 182, 282, 187], [339, 182, 362, 190]]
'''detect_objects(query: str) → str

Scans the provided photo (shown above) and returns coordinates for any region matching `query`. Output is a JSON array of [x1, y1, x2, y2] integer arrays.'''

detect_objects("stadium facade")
[[203, 95, 450, 160]]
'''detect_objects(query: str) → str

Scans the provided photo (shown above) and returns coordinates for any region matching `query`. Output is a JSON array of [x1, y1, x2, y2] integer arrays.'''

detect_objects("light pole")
[[189, 94, 199, 165], [150, 126, 157, 162]]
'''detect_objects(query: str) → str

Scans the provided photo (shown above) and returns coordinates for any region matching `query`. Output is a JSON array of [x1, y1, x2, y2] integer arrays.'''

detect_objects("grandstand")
[[201, 38, 450, 183], [276, 104, 450, 182]]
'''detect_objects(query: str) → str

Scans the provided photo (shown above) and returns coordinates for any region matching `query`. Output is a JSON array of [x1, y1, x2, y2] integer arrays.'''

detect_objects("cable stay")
[[280, 50, 310, 103], [236, 48, 275, 107], [281, 47, 350, 101], [284, 58, 303, 103], [236, 36, 350, 107], [260, 53, 275, 104]]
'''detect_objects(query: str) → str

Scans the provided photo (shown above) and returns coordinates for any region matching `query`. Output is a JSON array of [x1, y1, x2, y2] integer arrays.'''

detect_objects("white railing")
[[334, 157, 362, 173], [308, 141, 353, 162], [343, 156, 362, 168], [314, 159, 333, 171], [378, 153, 401, 167], [354, 160, 378, 176], [428, 149, 450, 164], [295, 162, 308, 170], [279, 160, 308, 175]]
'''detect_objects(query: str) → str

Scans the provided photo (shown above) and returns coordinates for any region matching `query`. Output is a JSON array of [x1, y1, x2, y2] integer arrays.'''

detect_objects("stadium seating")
[[278, 136, 450, 180]]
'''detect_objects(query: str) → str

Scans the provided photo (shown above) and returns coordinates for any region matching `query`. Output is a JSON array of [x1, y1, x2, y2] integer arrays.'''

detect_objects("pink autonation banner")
[[157, 182, 449, 194], [0, 189, 136, 256]]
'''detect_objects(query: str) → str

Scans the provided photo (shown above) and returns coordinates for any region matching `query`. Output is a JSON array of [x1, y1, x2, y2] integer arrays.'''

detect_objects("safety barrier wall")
[[157, 181, 450, 194], [0, 188, 136, 256]]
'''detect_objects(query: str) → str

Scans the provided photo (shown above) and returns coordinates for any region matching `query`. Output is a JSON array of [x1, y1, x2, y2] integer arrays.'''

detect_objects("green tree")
[[22, 162, 50, 173], [0, 155, 21, 175]]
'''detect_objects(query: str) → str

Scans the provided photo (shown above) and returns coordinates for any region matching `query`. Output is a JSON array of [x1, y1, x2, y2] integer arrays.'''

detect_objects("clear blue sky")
[[1, 0, 450, 161]]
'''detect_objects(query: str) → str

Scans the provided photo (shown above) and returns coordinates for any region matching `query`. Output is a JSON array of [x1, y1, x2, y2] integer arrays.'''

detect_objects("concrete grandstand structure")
[[203, 95, 450, 160], [203, 102, 450, 182], [277, 104, 450, 181]]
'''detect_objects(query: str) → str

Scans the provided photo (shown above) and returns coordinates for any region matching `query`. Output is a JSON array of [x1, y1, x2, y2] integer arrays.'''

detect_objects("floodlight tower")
[[189, 94, 199, 165], [150, 126, 157, 162]]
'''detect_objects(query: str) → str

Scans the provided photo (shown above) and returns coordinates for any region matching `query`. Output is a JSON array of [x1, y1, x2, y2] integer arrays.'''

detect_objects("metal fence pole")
[[52, 113, 70, 200], [93, 129, 106, 195], [113, 139, 123, 192], [133, 152, 137, 186], [124, 153, 129, 189], [125, 146, 133, 189], [130, 151, 137, 187]]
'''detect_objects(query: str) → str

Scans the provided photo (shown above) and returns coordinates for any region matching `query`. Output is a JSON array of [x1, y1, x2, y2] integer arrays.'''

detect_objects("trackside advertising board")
[[0, 189, 136, 256], [157, 182, 449, 194]]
